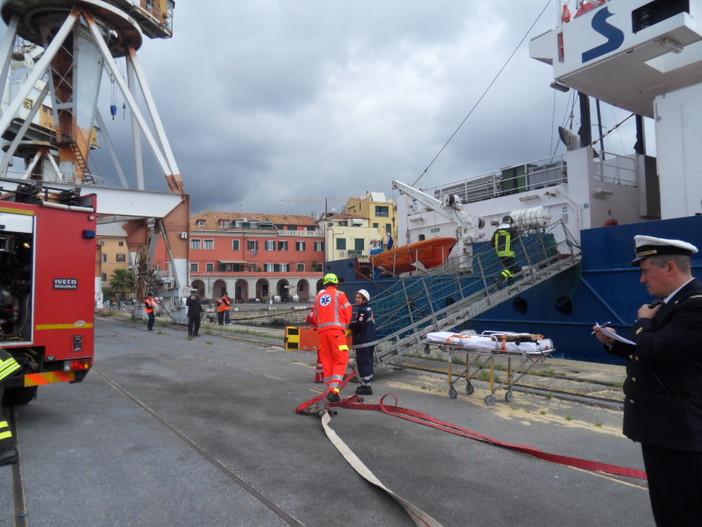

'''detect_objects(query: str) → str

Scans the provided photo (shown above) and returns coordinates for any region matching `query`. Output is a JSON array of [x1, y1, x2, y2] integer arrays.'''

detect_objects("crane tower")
[[0, 0, 190, 309]]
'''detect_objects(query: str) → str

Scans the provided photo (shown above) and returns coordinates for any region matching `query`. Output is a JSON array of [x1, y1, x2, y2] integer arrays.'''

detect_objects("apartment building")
[[189, 211, 324, 302]]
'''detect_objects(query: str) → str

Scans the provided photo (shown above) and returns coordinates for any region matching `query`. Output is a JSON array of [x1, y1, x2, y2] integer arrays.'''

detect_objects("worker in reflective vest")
[[492, 215, 521, 288], [144, 294, 157, 331], [0, 349, 21, 466], [222, 292, 232, 325], [310, 273, 353, 402], [216, 293, 230, 325]]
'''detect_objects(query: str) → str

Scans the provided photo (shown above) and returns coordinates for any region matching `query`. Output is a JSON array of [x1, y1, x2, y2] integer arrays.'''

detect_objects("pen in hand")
[[591, 321, 612, 335]]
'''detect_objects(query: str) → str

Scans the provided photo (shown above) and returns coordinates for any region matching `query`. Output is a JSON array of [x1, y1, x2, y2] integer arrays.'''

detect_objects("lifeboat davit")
[[370, 237, 457, 275]]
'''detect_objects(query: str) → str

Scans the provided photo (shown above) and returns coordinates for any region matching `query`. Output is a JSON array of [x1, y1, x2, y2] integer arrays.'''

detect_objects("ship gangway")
[[370, 220, 582, 367]]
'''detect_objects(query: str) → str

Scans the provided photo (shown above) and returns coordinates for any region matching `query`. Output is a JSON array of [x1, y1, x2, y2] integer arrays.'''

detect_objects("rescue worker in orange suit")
[[144, 293, 157, 331], [216, 294, 229, 326], [310, 273, 353, 402], [492, 215, 520, 289], [0, 349, 21, 466], [222, 291, 232, 325]]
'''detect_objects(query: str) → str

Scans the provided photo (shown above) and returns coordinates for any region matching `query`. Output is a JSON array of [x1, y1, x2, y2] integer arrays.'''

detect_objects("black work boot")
[[356, 385, 373, 396], [326, 391, 341, 403], [0, 447, 18, 466]]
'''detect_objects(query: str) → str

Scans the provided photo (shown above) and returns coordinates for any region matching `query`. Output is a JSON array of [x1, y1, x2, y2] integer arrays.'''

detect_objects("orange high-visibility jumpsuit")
[[311, 285, 352, 395]]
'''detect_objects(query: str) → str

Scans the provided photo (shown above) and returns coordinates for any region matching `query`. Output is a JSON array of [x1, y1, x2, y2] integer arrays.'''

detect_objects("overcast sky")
[[5, 1, 645, 217]]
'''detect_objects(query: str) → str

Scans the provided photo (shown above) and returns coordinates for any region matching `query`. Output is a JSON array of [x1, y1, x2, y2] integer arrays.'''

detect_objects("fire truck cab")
[[0, 180, 97, 406]]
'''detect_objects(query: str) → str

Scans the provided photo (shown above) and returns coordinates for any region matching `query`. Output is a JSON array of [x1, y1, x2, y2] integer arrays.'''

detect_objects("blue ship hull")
[[326, 215, 702, 365]]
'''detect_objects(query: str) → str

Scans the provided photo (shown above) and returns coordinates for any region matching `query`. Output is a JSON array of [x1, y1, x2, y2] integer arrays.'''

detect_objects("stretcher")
[[424, 330, 554, 405]]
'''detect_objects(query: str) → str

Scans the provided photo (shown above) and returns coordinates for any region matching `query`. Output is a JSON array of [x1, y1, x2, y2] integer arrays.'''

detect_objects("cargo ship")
[[326, 0, 702, 364]]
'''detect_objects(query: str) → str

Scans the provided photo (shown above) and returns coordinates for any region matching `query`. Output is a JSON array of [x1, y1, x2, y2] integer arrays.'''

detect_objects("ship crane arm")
[[392, 179, 477, 271]]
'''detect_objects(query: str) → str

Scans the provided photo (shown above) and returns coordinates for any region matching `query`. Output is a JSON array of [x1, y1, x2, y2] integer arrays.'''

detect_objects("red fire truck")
[[0, 181, 97, 406]]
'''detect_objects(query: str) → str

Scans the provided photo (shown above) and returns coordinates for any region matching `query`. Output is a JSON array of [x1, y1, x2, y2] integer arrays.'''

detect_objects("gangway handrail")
[[372, 221, 581, 364]]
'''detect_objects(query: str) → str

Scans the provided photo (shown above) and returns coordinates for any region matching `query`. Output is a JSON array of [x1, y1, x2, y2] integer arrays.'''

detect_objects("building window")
[[101, 273, 107, 281], [232, 239, 240, 250], [336, 238, 346, 250], [314, 241, 323, 251], [248, 240, 258, 251], [204, 239, 214, 250], [206, 263, 214, 272], [375, 205, 389, 217], [385, 223, 391, 234], [116, 253, 126, 262], [219, 220, 229, 229], [197, 219, 205, 227], [190, 262, 199, 272], [278, 241, 288, 251], [264, 263, 290, 272], [102, 254, 107, 262], [354, 239, 364, 251], [191, 239, 201, 250], [99, 241, 105, 246], [296, 241, 306, 251], [265, 240, 275, 251], [118, 241, 124, 246], [373, 223, 379, 229], [297, 263, 305, 272]]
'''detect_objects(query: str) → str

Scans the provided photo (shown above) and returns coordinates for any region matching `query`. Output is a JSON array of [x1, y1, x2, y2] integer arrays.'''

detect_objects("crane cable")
[[413, 0, 553, 187]]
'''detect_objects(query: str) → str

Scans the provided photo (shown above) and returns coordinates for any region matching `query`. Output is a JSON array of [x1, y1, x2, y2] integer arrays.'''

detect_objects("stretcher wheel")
[[484, 394, 496, 406], [465, 382, 474, 395], [504, 391, 513, 403], [449, 386, 458, 399]]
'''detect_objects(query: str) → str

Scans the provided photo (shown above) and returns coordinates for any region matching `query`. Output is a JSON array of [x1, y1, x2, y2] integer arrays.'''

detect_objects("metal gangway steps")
[[371, 220, 582, 363]]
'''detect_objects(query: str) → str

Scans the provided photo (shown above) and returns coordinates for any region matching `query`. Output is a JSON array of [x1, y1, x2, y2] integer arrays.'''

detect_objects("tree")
[[109, 269, 135, 302]]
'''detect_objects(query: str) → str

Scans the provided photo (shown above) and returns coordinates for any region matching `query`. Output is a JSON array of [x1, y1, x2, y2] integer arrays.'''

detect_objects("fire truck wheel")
[[2, 386, 37, 406]]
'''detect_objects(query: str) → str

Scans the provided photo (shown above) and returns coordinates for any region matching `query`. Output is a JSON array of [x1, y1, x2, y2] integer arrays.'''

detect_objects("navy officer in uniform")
[[593, 235, 702, 526]]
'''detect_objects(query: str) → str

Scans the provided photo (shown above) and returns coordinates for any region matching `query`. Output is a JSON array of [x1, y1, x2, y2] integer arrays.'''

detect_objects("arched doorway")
[[235, 279, 249, 302]]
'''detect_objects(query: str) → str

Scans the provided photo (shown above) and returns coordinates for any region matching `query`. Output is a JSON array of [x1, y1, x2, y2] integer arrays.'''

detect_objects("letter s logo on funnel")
[[582, 7, 625, 63]]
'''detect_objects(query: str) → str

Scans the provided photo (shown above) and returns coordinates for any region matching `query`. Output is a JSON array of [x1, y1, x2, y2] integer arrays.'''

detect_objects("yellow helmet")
[[323, 273, 339, 285]]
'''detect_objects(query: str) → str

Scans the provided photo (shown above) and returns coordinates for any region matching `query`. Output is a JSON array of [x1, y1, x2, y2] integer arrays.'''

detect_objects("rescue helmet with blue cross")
[[323, 273, 339, 285]]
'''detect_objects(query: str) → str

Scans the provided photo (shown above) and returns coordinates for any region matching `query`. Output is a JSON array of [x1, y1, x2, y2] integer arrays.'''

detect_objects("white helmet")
[[357, 289, 370, 302]]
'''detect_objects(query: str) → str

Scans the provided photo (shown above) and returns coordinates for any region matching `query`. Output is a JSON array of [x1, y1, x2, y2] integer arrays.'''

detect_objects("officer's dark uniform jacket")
[[606, 278, 702, 451], [186, 296, 202, 317], [348, 304, 377, 349]]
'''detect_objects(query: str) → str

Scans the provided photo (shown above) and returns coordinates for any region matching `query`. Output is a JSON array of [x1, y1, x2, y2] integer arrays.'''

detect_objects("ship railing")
[[593, 151, 639, 187], [371, 220, 582, 364]]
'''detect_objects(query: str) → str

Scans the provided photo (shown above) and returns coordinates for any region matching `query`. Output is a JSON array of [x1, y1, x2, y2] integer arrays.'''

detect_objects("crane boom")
[[392, 179, 478, 271]]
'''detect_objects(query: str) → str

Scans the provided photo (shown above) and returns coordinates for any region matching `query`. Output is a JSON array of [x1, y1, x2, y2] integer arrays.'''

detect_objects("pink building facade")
[[189, 211, 324, 302]]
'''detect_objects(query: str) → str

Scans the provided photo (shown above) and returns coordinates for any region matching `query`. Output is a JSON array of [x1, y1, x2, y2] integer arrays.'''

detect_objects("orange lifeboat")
[[370, 237, 457, 275]]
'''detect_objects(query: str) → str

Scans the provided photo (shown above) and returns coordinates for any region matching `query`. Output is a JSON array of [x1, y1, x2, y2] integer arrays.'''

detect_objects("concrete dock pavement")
[[5, 316, 650, 526]]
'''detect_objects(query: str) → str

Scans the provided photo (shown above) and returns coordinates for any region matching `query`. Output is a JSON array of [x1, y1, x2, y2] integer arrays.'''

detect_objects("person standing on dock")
[[309, 273, 352, 402], [186, 289, 203, 338], [593, 235, 702, 527], [349, 289, 377, 396], [144, 293, 157, 331]]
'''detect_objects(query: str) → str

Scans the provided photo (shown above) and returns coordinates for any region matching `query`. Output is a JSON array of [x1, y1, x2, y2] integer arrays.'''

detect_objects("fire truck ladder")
[[371, 220, 582, 364]]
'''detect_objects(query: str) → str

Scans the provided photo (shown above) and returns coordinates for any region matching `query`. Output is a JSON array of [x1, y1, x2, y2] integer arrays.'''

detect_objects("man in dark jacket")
[[186, 290, 202, 338], [594, 235, 702, 526], [0, 349, 21, 465], [349, 289, 378, 396]]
